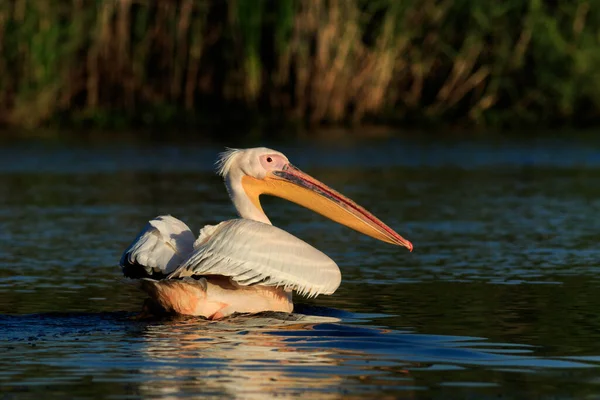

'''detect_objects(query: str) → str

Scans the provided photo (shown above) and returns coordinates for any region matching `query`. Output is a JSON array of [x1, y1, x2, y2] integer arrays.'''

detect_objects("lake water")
[[1, 135, 600, 398]]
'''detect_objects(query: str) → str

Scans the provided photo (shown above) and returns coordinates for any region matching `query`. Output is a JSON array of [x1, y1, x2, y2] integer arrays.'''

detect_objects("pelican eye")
[[266, 157, 273, 163]]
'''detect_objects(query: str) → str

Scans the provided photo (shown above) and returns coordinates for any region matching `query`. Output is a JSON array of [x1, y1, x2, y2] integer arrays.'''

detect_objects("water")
[[1, 135, 600, 398]]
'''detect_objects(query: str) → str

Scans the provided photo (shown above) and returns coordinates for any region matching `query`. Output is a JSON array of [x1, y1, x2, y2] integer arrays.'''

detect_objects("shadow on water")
[[2, 306, 600, 399]]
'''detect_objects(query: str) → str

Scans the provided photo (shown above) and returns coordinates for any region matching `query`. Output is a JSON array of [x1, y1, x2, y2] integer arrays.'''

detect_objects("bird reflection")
[[135, 313, 349, 399]]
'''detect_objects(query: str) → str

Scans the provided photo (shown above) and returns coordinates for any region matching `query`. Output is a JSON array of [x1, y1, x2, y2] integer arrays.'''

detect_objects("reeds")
[[0, 0, 598, 130]]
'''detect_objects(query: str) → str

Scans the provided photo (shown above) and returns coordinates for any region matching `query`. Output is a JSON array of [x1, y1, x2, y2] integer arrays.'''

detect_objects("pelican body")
[[120, 148, 412, 319]]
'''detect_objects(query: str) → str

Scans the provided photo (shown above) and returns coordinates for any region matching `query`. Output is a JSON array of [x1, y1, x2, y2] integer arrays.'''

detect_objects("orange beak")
[[241, 163, 413, 251]]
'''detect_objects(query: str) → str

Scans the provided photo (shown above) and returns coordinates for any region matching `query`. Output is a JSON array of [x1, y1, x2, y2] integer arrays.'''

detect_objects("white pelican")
[[120, 147, 412, 319]]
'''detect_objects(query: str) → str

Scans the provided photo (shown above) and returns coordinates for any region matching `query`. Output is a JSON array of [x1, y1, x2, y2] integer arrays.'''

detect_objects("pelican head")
[[217, 147, 413, 251]]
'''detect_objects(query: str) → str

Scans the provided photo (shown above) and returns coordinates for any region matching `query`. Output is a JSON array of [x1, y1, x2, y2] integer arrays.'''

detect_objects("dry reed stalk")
[[0, 7, 7, 115], [511, 27, 532, 69], [288, 0, 314, 120], [172, 0, 192, 100], [151, 3, 172, 102], [117, 0, 134, 108], [357, 11, 404, 120], [185, 15, 203, 110], [573, 2, 589, 37], [436, 40, 484, 104], [14, 0, 25, 22], [323, 1, 359, 121], [448, 66, 490, 107]]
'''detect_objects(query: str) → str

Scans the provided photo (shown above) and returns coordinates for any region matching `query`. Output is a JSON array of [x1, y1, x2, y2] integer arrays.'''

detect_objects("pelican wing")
[[120, 215, 196, 278], [169, 219, 342, 297]]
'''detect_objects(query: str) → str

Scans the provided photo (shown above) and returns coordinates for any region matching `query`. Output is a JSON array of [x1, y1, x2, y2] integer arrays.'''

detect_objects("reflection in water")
[[2, 311, 599, 399], [137, 314, 345, 399], [133, 312, 600, 398]]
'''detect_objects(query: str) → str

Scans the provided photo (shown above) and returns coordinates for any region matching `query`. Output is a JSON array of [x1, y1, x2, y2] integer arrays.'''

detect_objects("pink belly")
[[139, 276, 293, 319]]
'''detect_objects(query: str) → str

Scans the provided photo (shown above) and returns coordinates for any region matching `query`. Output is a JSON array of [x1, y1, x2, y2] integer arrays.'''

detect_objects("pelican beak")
[[241, 164, 413, 251]]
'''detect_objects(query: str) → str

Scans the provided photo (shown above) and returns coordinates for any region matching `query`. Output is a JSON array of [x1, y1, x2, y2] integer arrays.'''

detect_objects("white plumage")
[[120, 215, 195, 277], [121, 216, 342, 298], [170, 219, 342, 298]]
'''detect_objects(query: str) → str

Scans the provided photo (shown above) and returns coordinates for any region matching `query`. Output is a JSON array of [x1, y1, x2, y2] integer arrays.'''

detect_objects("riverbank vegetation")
[[0, 0, 598, 132]]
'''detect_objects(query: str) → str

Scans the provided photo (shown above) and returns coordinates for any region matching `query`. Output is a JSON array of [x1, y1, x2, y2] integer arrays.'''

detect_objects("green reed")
[[0, 0, 598, 131]]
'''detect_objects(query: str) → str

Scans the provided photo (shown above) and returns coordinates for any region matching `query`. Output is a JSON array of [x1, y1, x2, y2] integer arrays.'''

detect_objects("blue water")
[[1, 134, 600, 398]]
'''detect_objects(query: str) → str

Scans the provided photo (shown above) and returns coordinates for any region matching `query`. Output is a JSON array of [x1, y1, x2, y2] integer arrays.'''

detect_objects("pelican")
[[120, 147, 412, 319]]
